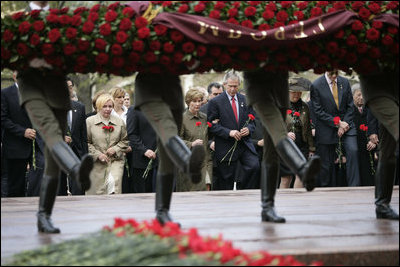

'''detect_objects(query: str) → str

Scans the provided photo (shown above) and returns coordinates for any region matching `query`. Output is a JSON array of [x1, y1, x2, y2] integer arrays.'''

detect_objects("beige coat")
[[86, 113, 128, 195]]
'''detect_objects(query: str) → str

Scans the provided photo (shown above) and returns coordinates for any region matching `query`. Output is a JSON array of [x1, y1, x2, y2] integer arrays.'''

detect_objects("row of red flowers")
[[103, 217, 323, 266], [1, 1, 398, 76]]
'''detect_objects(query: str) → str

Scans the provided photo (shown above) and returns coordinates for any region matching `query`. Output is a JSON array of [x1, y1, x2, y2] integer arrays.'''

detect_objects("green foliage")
[[5, 231, 223, 266]]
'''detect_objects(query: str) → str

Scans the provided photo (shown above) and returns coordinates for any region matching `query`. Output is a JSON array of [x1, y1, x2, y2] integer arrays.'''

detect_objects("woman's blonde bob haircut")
[[96, 93, 114, 112], [185, 88, 205, 106]]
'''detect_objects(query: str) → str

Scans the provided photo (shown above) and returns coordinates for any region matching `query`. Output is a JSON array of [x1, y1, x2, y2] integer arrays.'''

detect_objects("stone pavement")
[[1, 186, 399, 265]]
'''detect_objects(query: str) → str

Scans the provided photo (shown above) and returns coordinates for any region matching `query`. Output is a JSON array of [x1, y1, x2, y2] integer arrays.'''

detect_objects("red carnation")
[[178, 4, 189, 13], [150, 40, 161, 51], [170, 30, 184, 43], [70, 15, 82, 26], [287, 110, 292, 115], [95, 53, 109, 65], [88, 12, 99, 22], [111, 44, 123, 56], [248, 114, 255, 121], [129, 52, 140, 63], [137, 27, 150, 39], [112, 57, 124, 68], [310, 7, 322, 17], [356, 43, 368, 54], [352, 20, 364, 31], [18, 21, 31, 34], [154, 24, 167, 36], [105, 10, 118, 22], [59, 15, 71, 25], [372, 21, 383, 29], [33, 20, 45, 32], [63, 43, 76, 55], [132, 40, 145, 52], [119, 18, 132, 31], [173, 52, 184, 64], [116, 31, 129, 44], [12, 11, 25, 20], [122, 7, 135, 17], [388, 26, 398, 35], [76, 55, 88, 67], [207, 122, 212, 128], [366, 28, 380, 41], [241, 20, 253, 29], [382, 35, 394, 46], [182, 42, 195, 53], [262, 10, 274, 20], [42, 43, 55, 56], [195, 122, 202, 127], [99, 23, 112, 36], [359, 8, 371, 20], [95, 39, 107, 51], [258, 24, 271, 31], [351, 1, 364, 11], [244, 6, 257, 17], [17, 43, 29, 56], [144, 52, 157, 63], [194, 3, 206, 13], [368, 3, 381, 14], [160, 55, 171, 65], [215, 2, 226, 9], [29, 34, 40, 46], [227, 18, 239, 25], [294, 112, 301, 117], [276, 10, 289, 22], [163, 42, 175, 53], [228, 8, 238, 17], [196, 45, 207, 57], [48, 28, 61, 43], [294, 11, 304, 20], [346, 35, 358, 46], [82, 21, 95, 34], [135, 16, 148, 29], [3, 30, 14, 42], [209, 10, 220, 19], [297, 1, 308, 10], [66, 27, 77, 39], [333, 116, 340, 126]]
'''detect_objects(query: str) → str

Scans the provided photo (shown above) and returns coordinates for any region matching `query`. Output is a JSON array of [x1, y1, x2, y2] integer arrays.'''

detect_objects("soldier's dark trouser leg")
[[360, 72, 399, 220], [25, 100, 93, 233], [260, 131, 285, 223]]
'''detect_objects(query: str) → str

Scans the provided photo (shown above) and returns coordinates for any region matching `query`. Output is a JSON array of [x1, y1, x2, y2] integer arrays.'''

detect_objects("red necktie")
[[231, 97, 238, 123]]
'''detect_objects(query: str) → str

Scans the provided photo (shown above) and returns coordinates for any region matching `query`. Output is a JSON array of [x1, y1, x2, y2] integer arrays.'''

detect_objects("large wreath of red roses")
[[1, 1, 399, 76]]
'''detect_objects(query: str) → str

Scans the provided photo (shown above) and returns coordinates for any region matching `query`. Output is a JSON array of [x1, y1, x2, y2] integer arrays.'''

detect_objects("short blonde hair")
[[109, 87, 126, 99], [185, 88, 205, 106], [96, 93, 114, 112]]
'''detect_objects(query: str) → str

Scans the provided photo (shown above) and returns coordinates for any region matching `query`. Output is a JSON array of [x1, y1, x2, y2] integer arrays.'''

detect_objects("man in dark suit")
[[208, 71, 259, 190], [1, 71, 44, 197], [58, 77, 88, 195], [126, 107, 158, 193], [311, 70, 360, 187]]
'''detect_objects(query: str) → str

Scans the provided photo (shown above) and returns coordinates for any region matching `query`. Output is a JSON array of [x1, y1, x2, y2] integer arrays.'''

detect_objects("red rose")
[[333, 116, 340, 126], [310, 7, 322, 17], [95, 38, 107, 51], [333, 2, 345, 10], [3, 30, 14, 42], [82, 21, 95, 34], [194, 3, 206, 13], [387, 1, 399, 10], [326, 41, 338, 53], [71, 15, 82, 26], [59, 15, 71, 25], [368, 3, 381, 14], [366, 28, 380, 41], [352, 20, 364, 31], [116, 31, 128, 44], [196, 45, 207, 57], [356, 43, 368, 54], [1, 48, 11, 60], [63, 44, 76, 55], [241, 20, 253, 29], [90, 4, 100, 12], [351, 2, 364, 11], [345, 52, 357, 64], [219, 53, 231, 65], [178, 4, 189, 13], [33, 20, 45, 32], [99, 23, 112, 36], [334, 29, 345, 39], [359, 8, 371, 20], [105, 10, 118, 22], [287, 110, 292, 115], [274, 22, 284, 28], [195, 121, 202, 127], [154, 24, 167, 36], [132, 40, 145, 52], [111, 44, 123, 56], [276, 10, 288, 22], [95, 53, 109, 65], [76, 55, 88, 67], [215, 2, 226, 9], [297, 1, 308, 10], [227, 18, 239, 25], [46, 14, 58, 23], [137, 27, 150, 39], [129, 52, 140, 63], [160, 55, 171, 65], [173, 52, 184, 64], [122, 7, 135, 17], [66, 27, 77, 39], [162, 1, 172, 7], [210, 46, 221, 57], [29, 34, 40, 46], [17, 43, 29, 56], [266, 2, 277, 11], [48, 28, 61, 43], [163, 42, 175, 53], [228, 8, 238, 17], [18, 21, 31, 34], [372, 21, 383, 29], [244, 6, 257, 17], [388, 26, 398, 35], [170, 30, 184, 43], [369, 47, 381, 59], [144, 52, 157, 63], [135, 16, 148, 29], [88, 12, 99, 22], [12, 11, 25, 20], [258, 24, 271, 31], [209, 10, 220, 19], [346, 34, 358, 46], [119, 18, 132, 31], [262, 10, 274, 20], [42, 43, 55, 56], [182, 42, 195, 53], [112, 57, 124, 68], [150, 40, 161, 51]]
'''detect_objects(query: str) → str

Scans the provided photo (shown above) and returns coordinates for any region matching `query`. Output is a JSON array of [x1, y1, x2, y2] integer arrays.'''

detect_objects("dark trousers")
[[316, 144, 337, 187], [58, 172, 84, 195], [343, 135, 361, 186], [214, 148, 260, 190], [6, 158, 30, 197], [132, 168, 155, 193]]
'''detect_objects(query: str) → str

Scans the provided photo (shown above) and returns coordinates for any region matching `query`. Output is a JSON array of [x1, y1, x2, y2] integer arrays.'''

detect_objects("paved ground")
[[1, 186, 399, 265]]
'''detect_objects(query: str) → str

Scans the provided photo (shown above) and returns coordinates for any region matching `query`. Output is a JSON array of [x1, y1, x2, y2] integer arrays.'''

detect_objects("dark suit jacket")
[[126, 107, 158, 169], [1, 84, 34, 159], [310, 75, 356, 145], [69, 101, 88, 158], [208, 92, 257, 162]]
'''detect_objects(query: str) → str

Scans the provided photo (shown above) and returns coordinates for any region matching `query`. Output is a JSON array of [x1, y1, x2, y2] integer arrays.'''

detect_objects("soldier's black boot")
[[37, 175, 60, 233], [155, 173, 180, 226], [276, 137, 320, 191], [165, 136, 205, 184], [261, 162, 286, 223], [375, 160, 399, 220], [51, 141, 93, 191]]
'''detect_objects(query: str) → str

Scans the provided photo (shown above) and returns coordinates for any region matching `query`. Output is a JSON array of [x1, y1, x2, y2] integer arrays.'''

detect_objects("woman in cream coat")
[[86, 93, 128, 194]]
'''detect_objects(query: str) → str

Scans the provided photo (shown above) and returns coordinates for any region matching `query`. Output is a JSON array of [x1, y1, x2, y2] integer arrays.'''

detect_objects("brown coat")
[[86, 113, 128, 195]]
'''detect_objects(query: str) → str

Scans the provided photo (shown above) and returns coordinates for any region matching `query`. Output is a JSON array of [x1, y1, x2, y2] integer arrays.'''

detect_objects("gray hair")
[[223, 70, 241, 84], [351, 83, 361, 95]]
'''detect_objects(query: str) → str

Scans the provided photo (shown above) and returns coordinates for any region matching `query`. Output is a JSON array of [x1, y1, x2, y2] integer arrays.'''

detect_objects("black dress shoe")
[[376, 205, 399, 220], [156, 209, 181, 227], [261, 208, 286, 223], [37, 212, 60, 233]]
